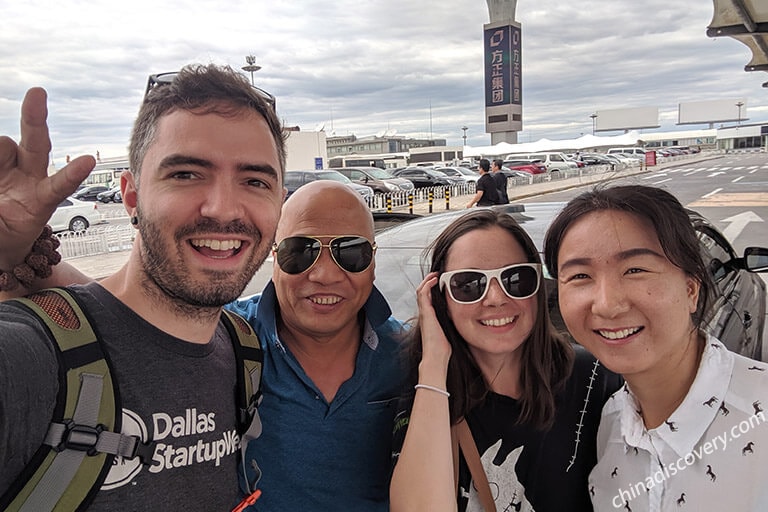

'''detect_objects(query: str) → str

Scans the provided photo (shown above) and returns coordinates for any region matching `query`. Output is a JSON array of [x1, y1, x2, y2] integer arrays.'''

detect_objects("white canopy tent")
[[463, 131, 645, 158]]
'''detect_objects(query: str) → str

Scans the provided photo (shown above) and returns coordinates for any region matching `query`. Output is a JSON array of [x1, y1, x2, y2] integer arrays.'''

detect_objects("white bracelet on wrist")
[[414, 384, 450, 397]]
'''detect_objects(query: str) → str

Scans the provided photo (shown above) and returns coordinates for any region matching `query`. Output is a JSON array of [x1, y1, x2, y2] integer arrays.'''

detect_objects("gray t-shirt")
[[0, 282, 243, 510]]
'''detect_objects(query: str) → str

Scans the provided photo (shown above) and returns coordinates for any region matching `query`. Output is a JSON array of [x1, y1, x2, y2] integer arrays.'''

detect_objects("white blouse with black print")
[[589, 335, 768, 512]]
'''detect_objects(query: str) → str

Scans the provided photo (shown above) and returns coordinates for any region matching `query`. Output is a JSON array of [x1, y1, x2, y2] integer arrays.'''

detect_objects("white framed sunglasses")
[[438, 263, 542, 304]]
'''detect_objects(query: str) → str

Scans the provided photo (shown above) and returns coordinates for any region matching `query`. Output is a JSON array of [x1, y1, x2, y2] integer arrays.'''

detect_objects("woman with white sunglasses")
[[390, 209, 621, 512]]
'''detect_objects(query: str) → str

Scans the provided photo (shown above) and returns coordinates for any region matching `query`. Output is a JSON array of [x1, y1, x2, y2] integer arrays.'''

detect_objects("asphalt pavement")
[[68, 155, 718, 281]]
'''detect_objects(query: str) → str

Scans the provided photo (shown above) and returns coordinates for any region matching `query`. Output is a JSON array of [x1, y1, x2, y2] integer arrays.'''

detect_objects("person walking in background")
[[465, 158, 499, 208], [390, 209, 620, 511], [543, 185, 768, 511], [491, 158, 509, 204]]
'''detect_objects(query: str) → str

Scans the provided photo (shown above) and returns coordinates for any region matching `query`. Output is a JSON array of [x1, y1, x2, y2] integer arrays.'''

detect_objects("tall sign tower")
[[484, 0, 521, 144]]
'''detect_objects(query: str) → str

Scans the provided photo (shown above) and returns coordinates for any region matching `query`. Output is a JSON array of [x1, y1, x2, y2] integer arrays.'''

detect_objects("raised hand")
[[0, 88, 95, 269], [415, 272, 452, 372]]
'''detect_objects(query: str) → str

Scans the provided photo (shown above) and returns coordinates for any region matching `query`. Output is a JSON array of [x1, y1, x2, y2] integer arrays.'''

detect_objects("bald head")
[[277, 181, 374, 241], [271, 180, 377, 343]]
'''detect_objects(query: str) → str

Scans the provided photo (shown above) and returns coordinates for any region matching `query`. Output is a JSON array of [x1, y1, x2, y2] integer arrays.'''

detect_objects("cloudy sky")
[[1, 0, 764, 165]]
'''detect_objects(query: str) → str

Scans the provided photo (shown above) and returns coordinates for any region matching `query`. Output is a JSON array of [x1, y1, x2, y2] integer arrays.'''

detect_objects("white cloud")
[[0, 0, 764, 164]]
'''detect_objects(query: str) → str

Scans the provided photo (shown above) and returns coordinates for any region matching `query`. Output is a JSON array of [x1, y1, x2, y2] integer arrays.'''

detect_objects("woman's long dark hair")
[[406, 209, 574, 429], [543, 185, 713, 330]]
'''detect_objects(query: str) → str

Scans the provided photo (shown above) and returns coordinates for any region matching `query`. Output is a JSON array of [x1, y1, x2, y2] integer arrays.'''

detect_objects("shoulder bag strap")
[[452, 418, 496, 512]]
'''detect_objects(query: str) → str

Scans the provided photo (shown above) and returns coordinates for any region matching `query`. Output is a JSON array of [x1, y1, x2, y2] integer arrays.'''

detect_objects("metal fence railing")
[[57, 152, 712, 259], [58, 224, 135, 260]]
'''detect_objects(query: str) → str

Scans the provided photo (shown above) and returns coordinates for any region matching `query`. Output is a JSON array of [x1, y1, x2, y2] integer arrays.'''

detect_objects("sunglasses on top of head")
[[438, 263, 542, 304], [272, 235, 377, 275], [144, 71, 276, 110]]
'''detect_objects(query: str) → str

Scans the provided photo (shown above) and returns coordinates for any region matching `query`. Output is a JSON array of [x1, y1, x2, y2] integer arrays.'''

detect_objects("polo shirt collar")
[[256, 280, 393, 353]]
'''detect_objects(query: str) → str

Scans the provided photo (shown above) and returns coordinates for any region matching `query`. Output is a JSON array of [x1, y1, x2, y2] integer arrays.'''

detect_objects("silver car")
[[284, 170, 374, 201], [336, 167, 415, 194]]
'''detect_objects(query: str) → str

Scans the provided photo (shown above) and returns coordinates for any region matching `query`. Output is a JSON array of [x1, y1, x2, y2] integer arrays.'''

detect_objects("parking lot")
[[64, 152, 715, 280]]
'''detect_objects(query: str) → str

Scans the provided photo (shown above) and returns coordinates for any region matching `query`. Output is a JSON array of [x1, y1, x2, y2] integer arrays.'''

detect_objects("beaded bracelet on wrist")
[[0, 225, 61, 292]]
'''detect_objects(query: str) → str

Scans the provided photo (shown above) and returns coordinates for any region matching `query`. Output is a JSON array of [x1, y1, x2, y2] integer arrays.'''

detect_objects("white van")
[[505, 152, 577, 173], [607, 147, 646, 158]]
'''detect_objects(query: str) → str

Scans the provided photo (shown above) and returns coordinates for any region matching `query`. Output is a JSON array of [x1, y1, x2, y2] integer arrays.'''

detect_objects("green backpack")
[[0, 287, 263, 511]]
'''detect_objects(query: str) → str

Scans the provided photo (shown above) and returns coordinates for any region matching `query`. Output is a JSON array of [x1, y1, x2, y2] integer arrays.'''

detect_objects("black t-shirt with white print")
[[392, 345, 622, 512], [0, 282, 243, 511], [460, 347, 621, 511]]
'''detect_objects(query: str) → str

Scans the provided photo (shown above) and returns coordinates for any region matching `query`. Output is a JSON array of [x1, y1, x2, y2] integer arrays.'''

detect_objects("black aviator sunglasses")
[[144, 71, 276, 110], [273, 235, 377, 275]]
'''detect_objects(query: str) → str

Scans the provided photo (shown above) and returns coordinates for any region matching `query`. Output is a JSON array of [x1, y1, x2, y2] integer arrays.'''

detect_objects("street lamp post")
[[242, 55, 261, 85], [461, 126, 468, 146], [589, 113, 598, 135], [736, 101, 744, 126]]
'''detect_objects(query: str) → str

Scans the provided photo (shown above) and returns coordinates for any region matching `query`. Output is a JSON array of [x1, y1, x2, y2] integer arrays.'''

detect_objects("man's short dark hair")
[[478, 159, 490, 172], [492, 159, 503, 170], [129, 64, 286, 183]]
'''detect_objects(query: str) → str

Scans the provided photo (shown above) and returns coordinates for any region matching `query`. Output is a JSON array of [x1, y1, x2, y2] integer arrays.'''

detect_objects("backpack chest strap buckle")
[[55, 420, 105, 456]]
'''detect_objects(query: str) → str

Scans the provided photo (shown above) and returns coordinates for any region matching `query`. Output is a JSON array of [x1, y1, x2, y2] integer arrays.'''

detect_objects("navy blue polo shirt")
[[228, 282, 406, 511]]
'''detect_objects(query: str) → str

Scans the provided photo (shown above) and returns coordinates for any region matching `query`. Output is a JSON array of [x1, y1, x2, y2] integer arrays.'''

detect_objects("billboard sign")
[[595, 107, 660, 132], [678, 99, 747, 124], [484, 24, 521, 107], [484, 21, 523, 134]]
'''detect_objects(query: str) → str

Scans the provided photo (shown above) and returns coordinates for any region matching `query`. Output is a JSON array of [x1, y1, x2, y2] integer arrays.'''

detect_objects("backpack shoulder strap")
[[219, 309, 264, 493], [1, 287, 121, 512], [220, 309, 263, 433]]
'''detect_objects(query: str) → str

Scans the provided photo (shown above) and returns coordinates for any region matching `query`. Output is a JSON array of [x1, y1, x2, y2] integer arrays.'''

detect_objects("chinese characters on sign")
[[484, 24, 521, 108]]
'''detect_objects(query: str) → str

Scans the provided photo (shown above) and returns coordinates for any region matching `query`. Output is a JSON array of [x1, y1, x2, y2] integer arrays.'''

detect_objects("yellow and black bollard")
[[386, 194, 393, 214], [408, 192, 414, 214], [428, 190, 434, 214], [445, 187, 450, 210]]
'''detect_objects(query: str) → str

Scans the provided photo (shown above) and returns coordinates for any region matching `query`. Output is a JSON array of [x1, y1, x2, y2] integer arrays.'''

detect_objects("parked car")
[[578, 153, 621, 169], [500, 168, 538, 180], [372, 204, 768, 360], [603, 153, 637, 167], [392, 167, 463, 188], [434, 166, 480, 183], [283, 169, 374, 201], [73, 185, 110, 201], [97, 186, 122, 203], [503, 159, 548, 175], [607, 147, 646, 158], [336, 167, 415, 194], [51, 197, 102, 232], [564, 155, 585, 168], [505, 153, 577, 173]]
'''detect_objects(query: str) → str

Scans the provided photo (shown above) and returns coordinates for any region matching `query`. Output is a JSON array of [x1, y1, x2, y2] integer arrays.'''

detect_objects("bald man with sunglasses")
[[229, 180, 405, 511]]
